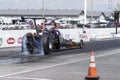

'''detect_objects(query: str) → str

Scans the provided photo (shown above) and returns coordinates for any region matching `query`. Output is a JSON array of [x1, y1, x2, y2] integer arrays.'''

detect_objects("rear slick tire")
[[42, 33, 53, 55]]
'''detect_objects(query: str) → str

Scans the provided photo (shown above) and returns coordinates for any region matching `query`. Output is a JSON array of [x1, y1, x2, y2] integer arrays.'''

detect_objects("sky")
[[0, 0, 119, 11]]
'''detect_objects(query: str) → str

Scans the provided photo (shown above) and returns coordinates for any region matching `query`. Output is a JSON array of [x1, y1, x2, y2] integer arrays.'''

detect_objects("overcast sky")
[[0, 0, 119, 11]]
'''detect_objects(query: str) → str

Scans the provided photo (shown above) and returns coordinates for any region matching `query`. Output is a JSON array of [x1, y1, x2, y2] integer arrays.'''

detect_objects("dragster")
[[21, 18, 86, 55]]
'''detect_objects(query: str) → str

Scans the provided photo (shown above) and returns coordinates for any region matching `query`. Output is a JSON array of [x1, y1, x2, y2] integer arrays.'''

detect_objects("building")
[[0, 9, 115, 27]]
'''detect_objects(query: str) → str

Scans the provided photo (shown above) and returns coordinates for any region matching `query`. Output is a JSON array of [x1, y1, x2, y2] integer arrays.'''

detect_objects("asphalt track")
[[0, 38, 120, 80]]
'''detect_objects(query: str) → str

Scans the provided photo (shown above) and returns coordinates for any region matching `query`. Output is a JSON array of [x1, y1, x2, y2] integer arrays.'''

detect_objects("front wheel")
[[54, 38, 60, 49], [79, 39, 84, 49], [26, 42, 34, 54]]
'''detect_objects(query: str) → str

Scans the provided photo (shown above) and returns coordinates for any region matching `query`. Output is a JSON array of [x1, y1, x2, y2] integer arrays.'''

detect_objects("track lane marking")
[[0, 51, 119, 78], [0, 76, 51, 80]]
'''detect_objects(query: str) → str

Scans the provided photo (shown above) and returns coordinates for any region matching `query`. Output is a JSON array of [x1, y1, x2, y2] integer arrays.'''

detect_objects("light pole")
[[41, 0, 45, 29], [42, 0, 45, 18], [90, 0, 93, 28], [83, 0, 87, 33]]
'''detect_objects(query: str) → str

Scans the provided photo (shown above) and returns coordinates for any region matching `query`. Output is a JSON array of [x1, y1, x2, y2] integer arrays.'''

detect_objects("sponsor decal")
[[7, 38, 15, 44], [0, 38, 3, 46], [17, 37, 22, 43], [79, 34, 88, 39]]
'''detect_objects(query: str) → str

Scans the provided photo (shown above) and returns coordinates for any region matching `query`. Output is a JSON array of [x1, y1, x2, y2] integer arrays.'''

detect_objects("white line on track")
[[0, 52, 119, 78], [0, 47, 19, 51], [1, 76, 51, 80]]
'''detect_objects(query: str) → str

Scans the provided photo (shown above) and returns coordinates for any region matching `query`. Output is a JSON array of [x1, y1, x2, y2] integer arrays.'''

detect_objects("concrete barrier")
[[0, 28, 120, 48]]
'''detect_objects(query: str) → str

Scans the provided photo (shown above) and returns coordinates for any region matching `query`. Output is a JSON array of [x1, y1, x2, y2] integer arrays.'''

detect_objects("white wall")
[[0, 30, 35, 48], [0, 28, 120, 48]]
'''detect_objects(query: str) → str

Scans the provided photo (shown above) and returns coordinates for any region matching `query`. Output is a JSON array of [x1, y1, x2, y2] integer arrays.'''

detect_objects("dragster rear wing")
[[22, 16, 45, 33]]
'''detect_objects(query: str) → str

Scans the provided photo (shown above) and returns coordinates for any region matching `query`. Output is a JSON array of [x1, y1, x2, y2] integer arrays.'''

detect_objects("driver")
[[50, 23, 61, 39], [50, 23, 61, 49]]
